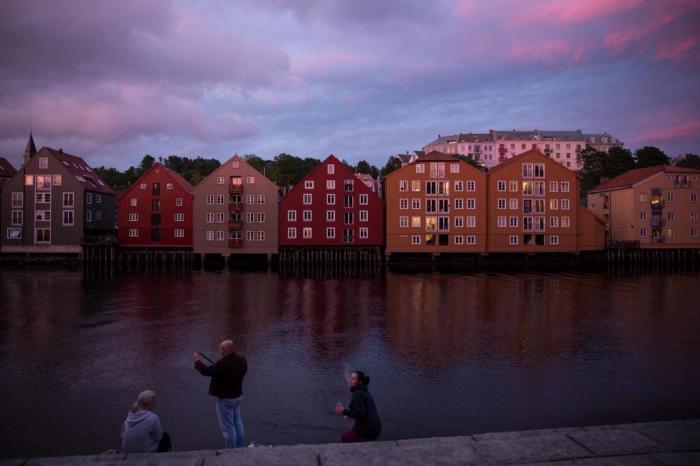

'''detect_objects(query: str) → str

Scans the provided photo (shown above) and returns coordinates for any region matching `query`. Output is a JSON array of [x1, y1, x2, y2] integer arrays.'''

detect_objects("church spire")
[[23, 131, 37, 166]]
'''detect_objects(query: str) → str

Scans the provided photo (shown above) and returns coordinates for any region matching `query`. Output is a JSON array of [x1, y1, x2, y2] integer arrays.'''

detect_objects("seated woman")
[[121, 390, 171, 453], [335, 371, 382, 442]]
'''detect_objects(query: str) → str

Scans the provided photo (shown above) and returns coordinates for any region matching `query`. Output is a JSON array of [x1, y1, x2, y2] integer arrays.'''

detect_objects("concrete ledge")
[[3, 419, 698, 466]]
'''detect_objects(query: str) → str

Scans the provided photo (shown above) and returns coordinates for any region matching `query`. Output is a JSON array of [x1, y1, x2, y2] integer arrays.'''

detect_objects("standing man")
[[193, 339, 248, 448]]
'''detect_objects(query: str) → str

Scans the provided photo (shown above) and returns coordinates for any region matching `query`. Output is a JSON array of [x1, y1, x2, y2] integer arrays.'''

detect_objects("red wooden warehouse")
[[279, 155, 384, 255], [117, 163, 194, 248]]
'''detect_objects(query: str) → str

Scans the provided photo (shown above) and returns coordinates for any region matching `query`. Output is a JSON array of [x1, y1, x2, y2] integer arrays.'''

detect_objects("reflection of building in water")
[[383, 273, 628, 370]]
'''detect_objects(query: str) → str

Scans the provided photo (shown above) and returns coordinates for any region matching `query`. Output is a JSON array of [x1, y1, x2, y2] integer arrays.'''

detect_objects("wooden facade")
[[279, 155, 384, 248], [1, 144, 115, 254], [117, 163, 194, 248], [385, 151, 488, 253], [193, 155, 279, 255]]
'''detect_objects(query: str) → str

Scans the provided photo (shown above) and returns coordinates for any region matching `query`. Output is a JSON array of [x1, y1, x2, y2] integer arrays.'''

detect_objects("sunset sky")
[[1, 0, 699, 169]]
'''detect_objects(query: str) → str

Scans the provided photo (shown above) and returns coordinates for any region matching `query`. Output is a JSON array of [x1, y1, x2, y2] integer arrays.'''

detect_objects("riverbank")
[[3, 419, 698, 465]]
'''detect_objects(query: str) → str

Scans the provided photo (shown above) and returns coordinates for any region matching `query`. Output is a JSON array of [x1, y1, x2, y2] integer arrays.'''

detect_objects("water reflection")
[[0, 267, 699, 458]]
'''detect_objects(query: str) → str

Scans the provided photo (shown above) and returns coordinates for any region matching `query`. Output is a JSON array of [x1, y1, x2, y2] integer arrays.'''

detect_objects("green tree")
[[578, 146, 635, 192], [380, 156, 403, 176], [356, 160, 371, 174], [676, 153, 700, 169], [635, 146, 669, 168], [140, 154, 155, 171], [243, 154, 268, 174]]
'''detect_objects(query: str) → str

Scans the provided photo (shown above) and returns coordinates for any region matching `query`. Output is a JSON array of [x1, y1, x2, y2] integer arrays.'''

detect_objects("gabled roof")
[[193, 154, 279, 191], [117, 162, 193, 200], [0, 157, 17, 177], [488, 148, 581, 178], [588, 165, 700, 193], [43, 147, 114, 194], [417, 151, 460, 162]]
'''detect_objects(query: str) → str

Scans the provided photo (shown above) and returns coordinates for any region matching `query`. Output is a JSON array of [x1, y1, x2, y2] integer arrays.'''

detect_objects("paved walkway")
[[2, 419, 698, 465]]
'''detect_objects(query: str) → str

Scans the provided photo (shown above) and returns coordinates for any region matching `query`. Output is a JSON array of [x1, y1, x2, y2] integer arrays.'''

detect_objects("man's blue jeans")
[[216, 397, 244, 448]]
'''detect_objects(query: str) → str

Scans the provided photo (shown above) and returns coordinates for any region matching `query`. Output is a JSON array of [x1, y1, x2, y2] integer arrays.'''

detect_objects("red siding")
[[279, 155, 384, 246], [117, 163, 194, 247]]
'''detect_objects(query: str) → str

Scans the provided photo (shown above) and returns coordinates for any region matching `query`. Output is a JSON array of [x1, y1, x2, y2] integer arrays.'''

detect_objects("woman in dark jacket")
[[335, 371, 381, 442]]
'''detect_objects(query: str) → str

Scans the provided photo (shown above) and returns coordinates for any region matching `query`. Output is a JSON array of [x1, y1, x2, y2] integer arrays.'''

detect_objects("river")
[[0, 267, 699, 458]]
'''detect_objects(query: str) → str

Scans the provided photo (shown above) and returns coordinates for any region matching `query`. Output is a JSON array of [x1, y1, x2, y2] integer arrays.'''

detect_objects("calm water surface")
[[0, 267, 699, 458]]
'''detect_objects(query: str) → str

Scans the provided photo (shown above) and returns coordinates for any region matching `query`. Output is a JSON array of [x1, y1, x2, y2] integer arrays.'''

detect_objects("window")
[[128, 229, 139, 238], [344, 212, 354, 224], [247, 212, 255, 223], [429, 162, 445, 178], [174, 197, 183, 207], [359, 227, 368, 239], [287, 228, 297, 239], [497, 198, 506, 210], [206, 213, 215, 223], [549, 181, 558, 192], [6, 227, 22, 239], [691, 228, 698, 238], [411, 216, 421, 227], [399, 216, 409, 227], [454, 199, 463, 209], [561, 216, 570, 228], [509, 180, 518, 192], [690, 193, 697, 202], [454, 216, 464, 228], [534, 163, 545, 178], [533, 181, 545, 196], [25, 175, 33, 186], [561, 199, 570, 210], [466, 216, 476, 228], [550, 216, 559, 227], [450, 163, 460, 173], [174, 229, 185, 238], [327, 210, 336, 222], [522, 181, 533, 196], [246, 176, 255, 184], [305, 180, 314, 189], [454, 181, 463, 192], [344, 179, 354, 191], [522, 163, 534, 178], [561, 181, 570, 192], [303, 210, 312, 221], [691, 212, 697, 222], [360, 210, 368, 222], [288, 210, 297, 222], [497, 180, 506, 191], [327, 180, 335, 190], [207, 195, 215, 205], [639, 193, 648, 202], [96, 194, 102, 204], [344, 196, 353, 208], [11, 192, 23, 208], [175, 213, 185, 222], [86, 210, 93, 222], [35, 192, 51, 203], [549, 199, 558, 210], [326, 227, 336, 239], [257, 231, 265, 241], [438, 199, 449, 213], [246, 230, 255, 241], [53, 175, 62, 186], [549, 235, 559, 245], [467, 235, 476, 245], [466, 198, 476, 209], [667, 211, 675, 221], [438, 216, 449, 231], [411, 235, 421, 245], [303, 227, 312, 239], [86, 193, 93, 205], [39, 157, 48, 169], [510, 216, 518, 227], [426, 199, 437, 213], [640, 211, 647, 221], [509, 198, 518, 210], [454, 235, 464, 245], [415, 163, 424, 173], [639, 228, 647, 238], [11, 210, 23, 225], [438, 181, 449, 196], [246, 194, 254, 205], [399, 180, 408, 191], [303, 193, 312, 205], [327, 193, 336, 205], [426, 181, 436, 195], [206, 230, 215, 241], [412, 198, 421, 209], [36, 210, 51, 221], [327, 164, 335, 174], [360, 194, 368, 205], [667, 228, 675, 238], [217, 176, 225, 185], [467, 180, 476, 192], [497, 216, 506, 228], [411, 180, 421, 192], [666, 192, 674, 202], [62, 210, 74, 226], [509, 235, 519, 245]]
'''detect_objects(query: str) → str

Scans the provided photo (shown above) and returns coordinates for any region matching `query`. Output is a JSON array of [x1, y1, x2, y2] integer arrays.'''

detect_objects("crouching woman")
[[335, 371, 381, 442]]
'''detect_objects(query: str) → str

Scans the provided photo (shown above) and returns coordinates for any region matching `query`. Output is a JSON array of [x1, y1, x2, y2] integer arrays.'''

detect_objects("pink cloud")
[[292, 50, 376, 80], [510, 0, 643, 26], [654, 35, 700, 62], [631, 121, 700, 144]]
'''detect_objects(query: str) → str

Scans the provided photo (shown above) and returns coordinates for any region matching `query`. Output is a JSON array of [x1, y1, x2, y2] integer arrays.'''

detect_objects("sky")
[[0, 0, 699, 170]]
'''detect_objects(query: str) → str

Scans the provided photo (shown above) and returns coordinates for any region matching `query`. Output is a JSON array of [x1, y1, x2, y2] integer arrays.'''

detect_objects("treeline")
[[578, 146, 700, 192]]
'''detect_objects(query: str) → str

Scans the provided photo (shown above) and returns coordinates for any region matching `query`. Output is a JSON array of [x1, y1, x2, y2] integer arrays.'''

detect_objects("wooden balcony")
[[228, 221, 243, 230], [229, 203, 243, 213], [229, 184, 243, 195], [228, 238, 243, 249]]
